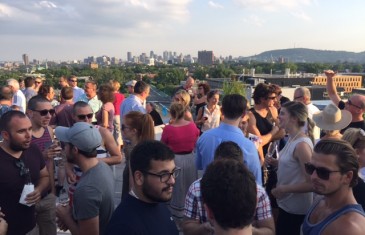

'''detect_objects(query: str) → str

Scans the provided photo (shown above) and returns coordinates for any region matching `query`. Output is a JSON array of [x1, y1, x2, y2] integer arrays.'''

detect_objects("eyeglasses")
[[142, 167, 181, 183], [35, 81, 42, 84], [304, 162, 341, 180], [347, 100, 362, 109], [15, 159, 28, 176], [32, 109, 55, 116], [294, 96, 303, 100], [121, 124, 132, 131], [77, 113, 93, 120], [70, 80, 77, 82], [267, 96, 276, 100]]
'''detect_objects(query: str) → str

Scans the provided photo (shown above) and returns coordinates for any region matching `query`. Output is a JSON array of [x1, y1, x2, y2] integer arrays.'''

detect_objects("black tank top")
[[250, 108, 274, 155]]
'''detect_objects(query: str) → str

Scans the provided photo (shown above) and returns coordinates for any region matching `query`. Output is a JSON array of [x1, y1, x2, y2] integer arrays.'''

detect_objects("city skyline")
[[1, 0, 365, 61]]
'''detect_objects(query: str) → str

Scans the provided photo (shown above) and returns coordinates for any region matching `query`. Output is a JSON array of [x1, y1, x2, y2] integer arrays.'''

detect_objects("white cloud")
[[233, 0, 314, 11], [291, 11, 312, 21], [0, 0, 192, 36], [208, 1, 224, 9], [243, 15, 265, 27]]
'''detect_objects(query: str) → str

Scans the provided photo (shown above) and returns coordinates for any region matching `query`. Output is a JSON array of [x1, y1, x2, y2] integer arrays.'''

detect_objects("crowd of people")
[[1, 71, 365, 235]]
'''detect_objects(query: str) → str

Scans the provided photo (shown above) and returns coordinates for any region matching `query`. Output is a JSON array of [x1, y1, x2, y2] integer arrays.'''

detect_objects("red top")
[[161, 122, 199, 154], [113, 92, 125, 116]]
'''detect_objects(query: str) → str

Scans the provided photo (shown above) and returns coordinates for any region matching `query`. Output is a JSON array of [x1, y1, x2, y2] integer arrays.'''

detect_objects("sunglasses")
[[70, 80, 77, 82], [15, 159, 29, 177], [35, 81, 42, 84], [304, 162, 341, 180], [347, 100, 362, 109], [294, 96, 303, 100], [77, 113, 93, 120], [32, 109, 55, 116]]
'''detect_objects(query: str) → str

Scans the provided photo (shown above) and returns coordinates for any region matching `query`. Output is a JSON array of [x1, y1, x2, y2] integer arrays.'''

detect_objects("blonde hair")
[[110, 80, 121, 92], [175, 90, 191, 108], [342, 128, 365, 150]]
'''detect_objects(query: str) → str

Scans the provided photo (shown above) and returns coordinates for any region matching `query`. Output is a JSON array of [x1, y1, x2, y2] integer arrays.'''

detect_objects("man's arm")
[[252, 218, 275, 235], [181, 218, 213, 235], [98, 127, 123, 165], [325, 70, 341, 106]]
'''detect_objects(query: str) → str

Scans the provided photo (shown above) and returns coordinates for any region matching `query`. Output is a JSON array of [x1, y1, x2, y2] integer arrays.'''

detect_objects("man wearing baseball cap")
[[125, 80, 137, 94], [55, 122, 115, 235]]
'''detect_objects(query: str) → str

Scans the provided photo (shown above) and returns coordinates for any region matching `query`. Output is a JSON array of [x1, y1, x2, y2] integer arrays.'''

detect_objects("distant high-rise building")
[[163, 51, 169, 61], [127, 52, 132, 62], [150, 50, 154, 58], [22, 54, 29, 66], [198, 50, 214, 65]]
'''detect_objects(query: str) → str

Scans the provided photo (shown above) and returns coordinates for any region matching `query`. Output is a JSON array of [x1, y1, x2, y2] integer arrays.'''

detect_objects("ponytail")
[[307, 117, 315, 144]]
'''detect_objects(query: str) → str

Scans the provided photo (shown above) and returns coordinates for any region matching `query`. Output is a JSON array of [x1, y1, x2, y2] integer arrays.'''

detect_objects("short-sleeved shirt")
[[0, 144, 46, 235], [50, 102, 74, 127], [184, 178, 272, 223], [73, 161, 115, 235], [72, 86, 85, 103], [120, 94, 146, 117], [195, 123, 262, 185], [105, 194, 179, 235]]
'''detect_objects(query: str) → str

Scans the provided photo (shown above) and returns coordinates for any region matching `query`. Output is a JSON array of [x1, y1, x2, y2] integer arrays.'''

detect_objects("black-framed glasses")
[[15, 159, 28, 176], [294, 96, 303, 100], [142, 167, 181, 183], [31, 109, 55, 116], [77, 113, 93, 120], [347, 100, 362, 109], [304, 162, 341, 180]]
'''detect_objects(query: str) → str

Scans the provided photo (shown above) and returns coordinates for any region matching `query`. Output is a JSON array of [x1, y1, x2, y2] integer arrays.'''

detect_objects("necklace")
[[280, 131, 303, 155]]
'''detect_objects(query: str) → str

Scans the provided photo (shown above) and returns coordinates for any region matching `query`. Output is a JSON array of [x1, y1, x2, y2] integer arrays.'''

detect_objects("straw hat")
[[312, 103, 352, 131]]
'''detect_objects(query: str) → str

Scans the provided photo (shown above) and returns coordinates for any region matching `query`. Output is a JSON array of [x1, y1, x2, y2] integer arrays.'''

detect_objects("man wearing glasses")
[[325, 70, 365, 133], [27, 96, 60, 235], [0, 111, 50, 235], [76, 80, 102, 124], [105, 140, 179, 235], [68, 75, 85, 103], [302, 139, 365, 235], [55, 122, 115, 235]]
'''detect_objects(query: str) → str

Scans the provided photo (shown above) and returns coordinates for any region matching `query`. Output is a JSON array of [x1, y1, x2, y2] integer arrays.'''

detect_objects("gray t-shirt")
[[73, 161, 115, 235]]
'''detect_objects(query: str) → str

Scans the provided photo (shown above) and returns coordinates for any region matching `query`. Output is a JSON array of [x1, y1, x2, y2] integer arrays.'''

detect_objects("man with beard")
[[0, 111, 50, 235], [55, 122, 115, 235], [105, 140, 179, 235], [302, 139, 365, 235]]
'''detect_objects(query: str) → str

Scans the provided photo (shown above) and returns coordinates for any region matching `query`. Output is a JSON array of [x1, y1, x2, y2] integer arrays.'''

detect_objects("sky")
[[1, 0, 365, 61]]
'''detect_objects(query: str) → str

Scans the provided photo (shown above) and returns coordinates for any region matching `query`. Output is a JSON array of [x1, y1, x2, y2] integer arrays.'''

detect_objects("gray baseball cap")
[[55, 122, 102, 152]]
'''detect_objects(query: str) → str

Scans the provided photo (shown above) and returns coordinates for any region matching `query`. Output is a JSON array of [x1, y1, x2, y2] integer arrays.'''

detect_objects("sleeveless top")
[[195, 102, 206, 116], [250, 108, 273, 155], [302, 199, 365, 235], [277, 136, 314, 214], [201, 105, 221, 132], [31, 127, 52, 153]]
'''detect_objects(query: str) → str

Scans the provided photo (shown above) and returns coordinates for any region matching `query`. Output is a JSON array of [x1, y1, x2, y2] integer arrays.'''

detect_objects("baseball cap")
[[125, 80, 137, 87], [55, 122, 102, 152]]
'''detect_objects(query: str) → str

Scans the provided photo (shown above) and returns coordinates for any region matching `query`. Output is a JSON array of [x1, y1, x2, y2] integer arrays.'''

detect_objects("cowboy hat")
[[313, 103, 352, 131]]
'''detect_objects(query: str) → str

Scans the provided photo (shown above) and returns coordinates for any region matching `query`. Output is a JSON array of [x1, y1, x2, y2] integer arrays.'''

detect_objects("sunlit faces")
[[278, 107, 292, 130], [31, 102, 53, 128], [309, 152, 347, 196], [4, 116, 33, 151], [73, 106, 93, 124], [208, 94, 219, 105], [121, 117, 135, 141], [140, 159, 176, 203], [84, 83, 97, 98]]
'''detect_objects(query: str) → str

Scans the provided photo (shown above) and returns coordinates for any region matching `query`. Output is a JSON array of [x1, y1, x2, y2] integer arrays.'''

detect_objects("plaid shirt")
[[184, 178, 272, 222]]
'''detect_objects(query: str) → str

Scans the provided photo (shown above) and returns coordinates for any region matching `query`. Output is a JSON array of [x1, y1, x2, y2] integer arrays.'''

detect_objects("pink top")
[[113, 92, 125, 116], [96, 102, 115, 132], [161, 122, 199, 154]]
